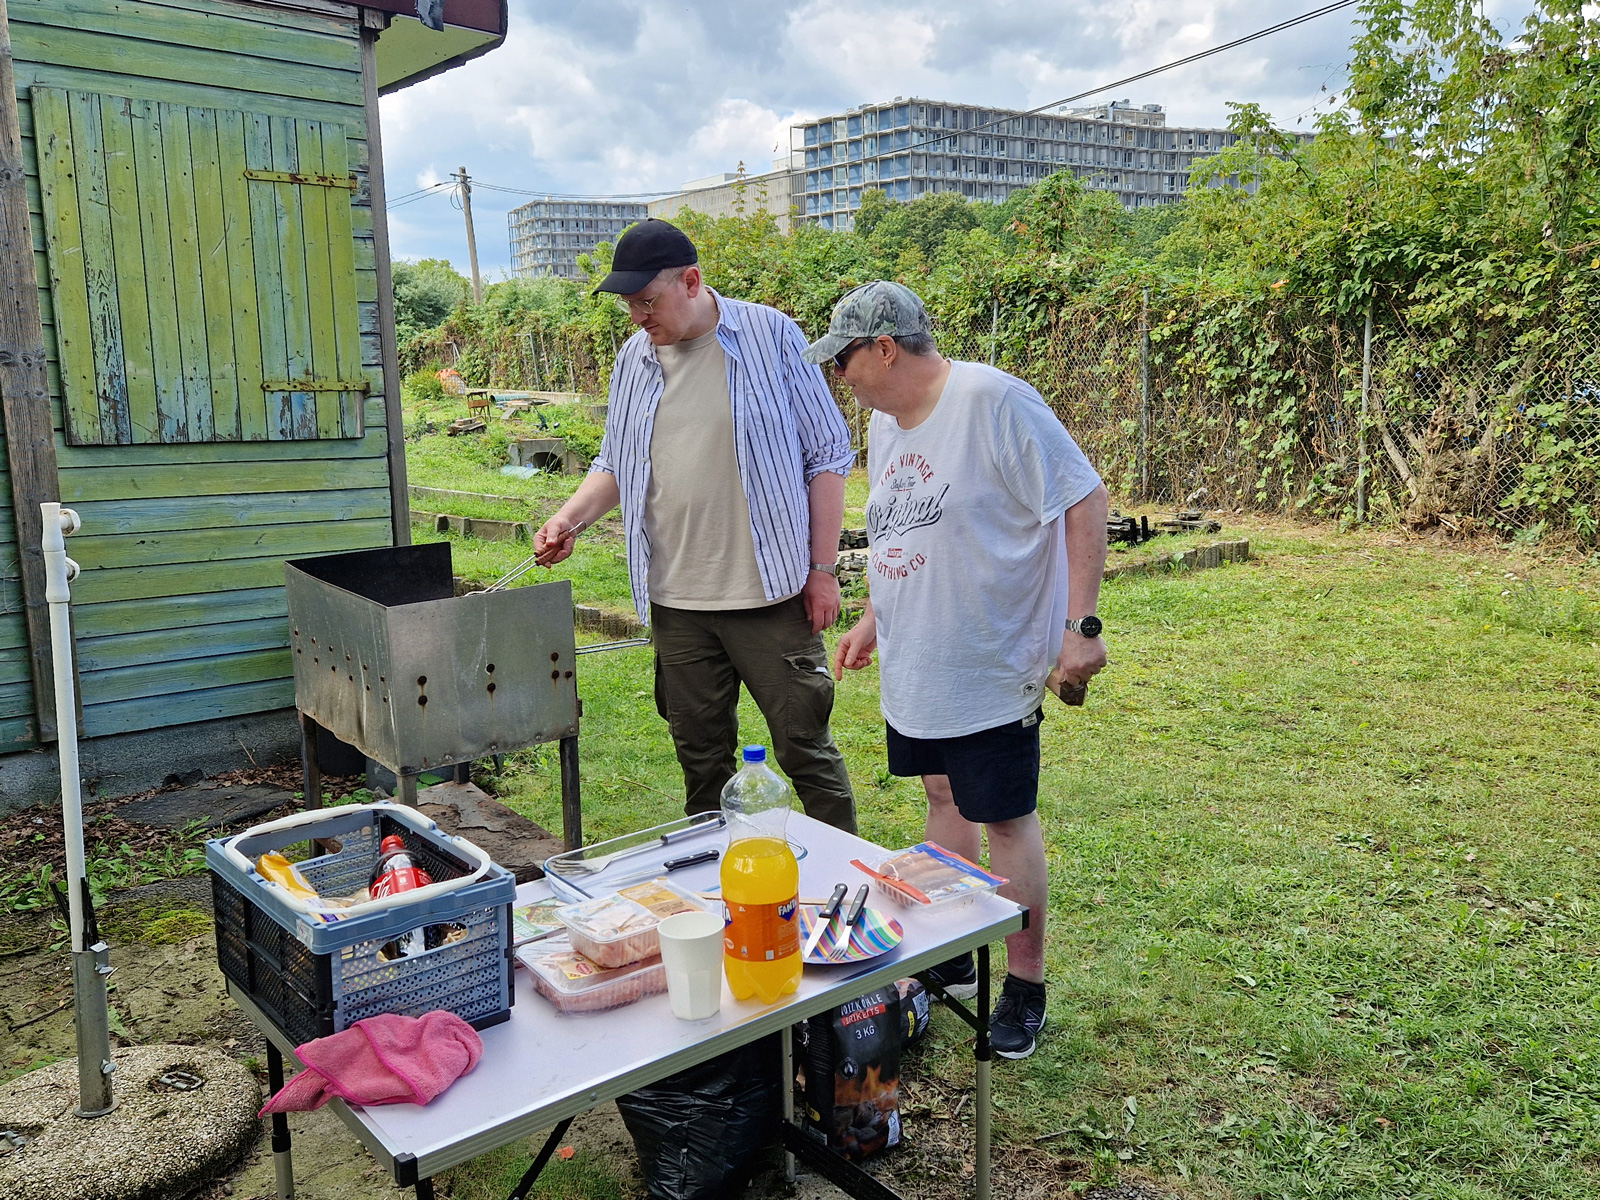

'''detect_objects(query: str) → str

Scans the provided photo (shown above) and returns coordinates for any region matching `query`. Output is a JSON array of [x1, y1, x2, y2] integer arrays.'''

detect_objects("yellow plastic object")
[[256, 852, 322, 904], [721, 835, 801, 1004]]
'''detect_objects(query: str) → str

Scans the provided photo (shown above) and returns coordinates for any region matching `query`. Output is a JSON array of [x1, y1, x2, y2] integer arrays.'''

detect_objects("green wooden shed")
[[0, 0, 506, 805]]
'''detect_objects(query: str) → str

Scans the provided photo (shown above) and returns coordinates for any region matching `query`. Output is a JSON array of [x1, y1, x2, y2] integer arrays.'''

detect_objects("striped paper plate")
[[799, 903, 904, 965]]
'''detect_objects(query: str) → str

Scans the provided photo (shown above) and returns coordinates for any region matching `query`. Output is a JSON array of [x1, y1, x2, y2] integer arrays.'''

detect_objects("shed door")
[[32, 87, 365, 445]]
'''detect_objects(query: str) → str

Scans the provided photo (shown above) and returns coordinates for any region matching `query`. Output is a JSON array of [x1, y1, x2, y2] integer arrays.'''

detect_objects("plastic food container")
[[518, 942, 668, 1014], [555, 880, 715, 968], [850, 842, 1008, 909]]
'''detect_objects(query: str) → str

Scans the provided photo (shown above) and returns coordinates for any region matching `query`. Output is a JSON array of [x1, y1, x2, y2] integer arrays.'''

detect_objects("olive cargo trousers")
[[650, 596, 858, 834]]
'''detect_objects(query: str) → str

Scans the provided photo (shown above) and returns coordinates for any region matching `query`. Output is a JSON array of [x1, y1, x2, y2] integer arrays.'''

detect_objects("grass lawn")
[[405, 401, 1600, 1198]]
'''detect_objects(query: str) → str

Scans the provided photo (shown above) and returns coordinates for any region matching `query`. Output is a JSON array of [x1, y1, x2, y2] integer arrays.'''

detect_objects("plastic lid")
[[742, 745, 767, 763], [379, 835, 407, 854]]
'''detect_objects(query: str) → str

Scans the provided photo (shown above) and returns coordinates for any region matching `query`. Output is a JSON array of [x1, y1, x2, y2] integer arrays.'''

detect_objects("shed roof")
[[366, 0, 506, 93]]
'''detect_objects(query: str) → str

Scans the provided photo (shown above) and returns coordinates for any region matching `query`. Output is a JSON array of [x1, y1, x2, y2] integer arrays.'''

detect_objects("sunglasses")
[[831, 338, 874, 371]]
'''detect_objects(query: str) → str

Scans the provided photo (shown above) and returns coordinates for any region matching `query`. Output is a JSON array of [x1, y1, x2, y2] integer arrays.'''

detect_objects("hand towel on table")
[[259, 1010, 483, 1115]]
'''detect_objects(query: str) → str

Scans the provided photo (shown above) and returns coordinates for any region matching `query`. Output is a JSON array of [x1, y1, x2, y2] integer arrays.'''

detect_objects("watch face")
[[1079, 615, 1103, 638]]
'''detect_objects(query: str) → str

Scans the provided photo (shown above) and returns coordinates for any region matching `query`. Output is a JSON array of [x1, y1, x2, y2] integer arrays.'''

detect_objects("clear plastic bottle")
[[720, 745, 802, 1003]]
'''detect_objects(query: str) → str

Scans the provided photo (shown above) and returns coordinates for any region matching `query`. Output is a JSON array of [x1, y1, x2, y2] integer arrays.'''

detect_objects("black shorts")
[[885, 708, 1044, 824]]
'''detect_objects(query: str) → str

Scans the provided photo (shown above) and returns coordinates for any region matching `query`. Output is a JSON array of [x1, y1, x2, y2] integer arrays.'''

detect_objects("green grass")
[[485, 525, 1600, 1200], [441, 1143, 630, 1200], [403, 396, 1600, 1198]]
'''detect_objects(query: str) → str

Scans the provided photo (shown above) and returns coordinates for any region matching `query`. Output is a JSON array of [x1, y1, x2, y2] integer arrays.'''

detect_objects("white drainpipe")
[[41, 501, 116, 1118]]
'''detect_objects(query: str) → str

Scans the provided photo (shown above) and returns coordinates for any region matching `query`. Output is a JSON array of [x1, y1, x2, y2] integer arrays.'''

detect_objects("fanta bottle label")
[[723, 897, 799, 962]]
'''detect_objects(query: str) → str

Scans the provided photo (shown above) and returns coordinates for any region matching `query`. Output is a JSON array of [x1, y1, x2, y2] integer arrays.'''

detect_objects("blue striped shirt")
[[591, 290, 856, 620]]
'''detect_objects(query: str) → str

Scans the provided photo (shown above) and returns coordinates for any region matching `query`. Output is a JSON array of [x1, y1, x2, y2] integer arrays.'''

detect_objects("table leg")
[[266, 1043, 294, 1200], [507, 1117, 574, 1200], [975, 943, 991, 1200], [414, 1179, 435, 1200], [781, 1024, 796, 1184]]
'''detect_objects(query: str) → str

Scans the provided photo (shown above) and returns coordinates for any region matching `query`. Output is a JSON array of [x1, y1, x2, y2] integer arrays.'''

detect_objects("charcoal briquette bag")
[[803, 984, 904, 1160]]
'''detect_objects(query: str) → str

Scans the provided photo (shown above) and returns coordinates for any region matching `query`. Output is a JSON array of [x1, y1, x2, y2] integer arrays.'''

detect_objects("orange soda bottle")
[[720, 745, 801, 1003]]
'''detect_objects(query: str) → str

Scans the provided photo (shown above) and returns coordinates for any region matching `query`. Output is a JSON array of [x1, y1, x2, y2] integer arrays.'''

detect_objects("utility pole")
[[457, 166, 482, 305]]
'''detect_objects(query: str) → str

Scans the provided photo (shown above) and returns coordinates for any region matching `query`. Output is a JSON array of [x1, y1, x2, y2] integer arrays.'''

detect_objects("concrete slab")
[[416, 781, 563, 883], [0, 1045, 259, 1200], [111, 782, 292, 832]]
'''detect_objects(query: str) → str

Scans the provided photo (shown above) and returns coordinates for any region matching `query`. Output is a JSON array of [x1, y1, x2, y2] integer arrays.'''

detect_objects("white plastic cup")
[[658, 910, 725, 1020]]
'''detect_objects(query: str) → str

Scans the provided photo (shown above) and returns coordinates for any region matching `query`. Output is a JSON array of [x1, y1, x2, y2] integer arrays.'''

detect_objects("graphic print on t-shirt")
[[866, 451, 945, 582]]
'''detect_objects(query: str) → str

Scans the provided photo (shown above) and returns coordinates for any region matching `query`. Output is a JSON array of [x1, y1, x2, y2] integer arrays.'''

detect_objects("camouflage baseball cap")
[[801, 281, 934, 364]]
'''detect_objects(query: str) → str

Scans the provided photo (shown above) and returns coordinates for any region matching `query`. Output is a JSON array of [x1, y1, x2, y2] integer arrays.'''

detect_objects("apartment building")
[[647, 162, 797, 231], [792, 97, 1305, 230], [509, 197, 650, 279]]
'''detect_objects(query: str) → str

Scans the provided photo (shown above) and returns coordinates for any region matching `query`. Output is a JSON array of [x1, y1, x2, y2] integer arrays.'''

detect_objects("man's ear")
[[682, 265, 704, 296]]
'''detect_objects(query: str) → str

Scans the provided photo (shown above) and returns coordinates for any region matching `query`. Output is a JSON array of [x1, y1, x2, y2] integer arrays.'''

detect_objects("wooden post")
[[361, 16, 411, 548], [457, 167, 482, 305], [1358, 303, 1373, 523], [0, 0, 62, 740]]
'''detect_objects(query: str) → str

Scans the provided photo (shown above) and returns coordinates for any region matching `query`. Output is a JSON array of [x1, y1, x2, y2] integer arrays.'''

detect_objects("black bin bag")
[[615, 1034, 781, 1200]]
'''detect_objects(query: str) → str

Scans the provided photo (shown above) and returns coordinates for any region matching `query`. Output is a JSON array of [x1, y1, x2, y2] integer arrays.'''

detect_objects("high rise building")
[[509, 197, 650, 280], [647, 162, 797, 231], [791, 97, 1307, 230]]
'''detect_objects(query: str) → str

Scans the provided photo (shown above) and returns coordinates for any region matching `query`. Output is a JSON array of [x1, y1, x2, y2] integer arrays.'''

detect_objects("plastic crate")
[[207, 802, 515, 1044]]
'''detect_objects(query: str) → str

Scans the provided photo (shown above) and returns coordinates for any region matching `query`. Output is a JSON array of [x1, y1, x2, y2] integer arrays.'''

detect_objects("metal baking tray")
[[542, 812, 809, 902]]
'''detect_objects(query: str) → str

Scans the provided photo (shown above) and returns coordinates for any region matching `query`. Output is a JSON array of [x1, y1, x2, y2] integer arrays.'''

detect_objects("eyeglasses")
[[831, 338, 873, 372], [613, 274, 686, 316]]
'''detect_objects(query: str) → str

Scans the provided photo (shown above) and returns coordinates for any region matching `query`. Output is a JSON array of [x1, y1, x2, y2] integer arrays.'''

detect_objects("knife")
[[803, 884, 849, 960], [829, 885, 871, 961]]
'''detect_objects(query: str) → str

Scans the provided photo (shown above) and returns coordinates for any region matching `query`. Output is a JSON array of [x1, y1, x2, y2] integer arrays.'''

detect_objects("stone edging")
[[1104, 538, 1251, 580]]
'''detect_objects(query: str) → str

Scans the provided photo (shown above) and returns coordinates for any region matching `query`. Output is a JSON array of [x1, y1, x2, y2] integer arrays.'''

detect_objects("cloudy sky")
[[378, 0, 1539, 278]]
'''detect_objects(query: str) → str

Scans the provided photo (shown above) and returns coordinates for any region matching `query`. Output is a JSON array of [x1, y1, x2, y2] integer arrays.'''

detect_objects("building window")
[[847, 115, 862, 137]]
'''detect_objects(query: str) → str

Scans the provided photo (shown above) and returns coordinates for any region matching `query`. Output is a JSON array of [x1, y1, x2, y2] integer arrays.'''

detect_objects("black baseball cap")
[[594, 219, 698, 295]]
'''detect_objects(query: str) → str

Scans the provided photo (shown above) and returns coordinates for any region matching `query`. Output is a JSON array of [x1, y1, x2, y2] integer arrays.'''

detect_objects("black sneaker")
[[922, 953, 979, 1000], [991, 975, 1047, 1060]]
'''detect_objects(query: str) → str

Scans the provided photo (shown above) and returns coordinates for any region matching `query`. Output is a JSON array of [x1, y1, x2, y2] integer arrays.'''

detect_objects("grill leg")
[[397, 774, 419, 806], [559, 735, 581, 850], [266, 1043, 294, 1200], [298, 713, 322, 812]]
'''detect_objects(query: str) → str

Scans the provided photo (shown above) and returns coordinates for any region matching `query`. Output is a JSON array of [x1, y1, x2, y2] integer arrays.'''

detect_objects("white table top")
[[235, 813, 1027, 1183]]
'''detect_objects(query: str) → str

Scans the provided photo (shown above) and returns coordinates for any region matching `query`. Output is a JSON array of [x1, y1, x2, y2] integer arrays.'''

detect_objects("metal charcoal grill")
[[284, 543, 584, 845]]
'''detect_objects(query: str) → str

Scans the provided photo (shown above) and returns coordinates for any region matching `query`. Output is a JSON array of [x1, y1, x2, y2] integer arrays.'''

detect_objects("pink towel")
[[259, 1010, 483, 1115]]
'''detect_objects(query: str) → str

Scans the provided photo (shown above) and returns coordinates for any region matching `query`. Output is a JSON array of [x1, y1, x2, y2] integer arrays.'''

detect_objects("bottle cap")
[[741, 745, 767, 763], [379, 834, 407, 854]]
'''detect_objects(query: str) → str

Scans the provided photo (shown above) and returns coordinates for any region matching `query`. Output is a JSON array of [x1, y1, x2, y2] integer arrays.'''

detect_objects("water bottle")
[[719, 746, 802, 1003]]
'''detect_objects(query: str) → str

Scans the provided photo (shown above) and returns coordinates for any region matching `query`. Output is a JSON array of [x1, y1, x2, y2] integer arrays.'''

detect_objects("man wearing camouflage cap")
[[818, 281, 1109, 1059]]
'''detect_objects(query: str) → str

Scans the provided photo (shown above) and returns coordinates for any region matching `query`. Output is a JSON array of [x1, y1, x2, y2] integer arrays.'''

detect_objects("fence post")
[[988, 296, 998, 367], [1357, 303, 1373, 522], [1140, 288, 1151, 501]]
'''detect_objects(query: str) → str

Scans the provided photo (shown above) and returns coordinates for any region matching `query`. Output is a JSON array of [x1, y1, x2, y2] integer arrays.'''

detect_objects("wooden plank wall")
[[0, 0, 393, 746]]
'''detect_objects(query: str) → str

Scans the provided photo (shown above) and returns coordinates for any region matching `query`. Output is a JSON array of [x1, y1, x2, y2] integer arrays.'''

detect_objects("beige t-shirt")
[[644, 325, 774, 609]]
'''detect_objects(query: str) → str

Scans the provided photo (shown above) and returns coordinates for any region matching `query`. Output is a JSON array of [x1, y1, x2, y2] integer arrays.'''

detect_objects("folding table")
[[231, 813, 1028, 1200]]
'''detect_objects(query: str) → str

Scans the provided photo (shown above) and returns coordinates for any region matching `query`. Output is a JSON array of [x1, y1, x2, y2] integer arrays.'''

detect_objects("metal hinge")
[[262, 380, 372, 394], [243, 169, 358, 191]]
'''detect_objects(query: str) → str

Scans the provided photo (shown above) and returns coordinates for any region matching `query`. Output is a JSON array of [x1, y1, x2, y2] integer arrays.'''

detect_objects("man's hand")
[[802, 570, 841, 634], [1053, 634, 1107, 690], [533, 516, 580, 567], [832, 614, 877, 679]]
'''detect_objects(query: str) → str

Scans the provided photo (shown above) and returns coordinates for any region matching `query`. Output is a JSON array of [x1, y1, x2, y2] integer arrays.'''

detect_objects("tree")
[[392, 258, 470, 340]]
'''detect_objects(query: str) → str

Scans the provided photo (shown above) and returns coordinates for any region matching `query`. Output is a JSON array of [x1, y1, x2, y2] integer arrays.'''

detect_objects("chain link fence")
[[410, 294, 1599, 540], [927, 303, 1600, 538]]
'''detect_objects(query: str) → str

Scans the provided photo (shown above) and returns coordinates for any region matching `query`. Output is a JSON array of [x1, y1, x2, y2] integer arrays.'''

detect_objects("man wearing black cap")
[[534, 220, 858, 833]]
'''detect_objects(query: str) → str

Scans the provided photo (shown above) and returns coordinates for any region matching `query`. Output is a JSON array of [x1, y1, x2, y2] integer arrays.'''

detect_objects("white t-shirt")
[[865, 361, 1102, 739]]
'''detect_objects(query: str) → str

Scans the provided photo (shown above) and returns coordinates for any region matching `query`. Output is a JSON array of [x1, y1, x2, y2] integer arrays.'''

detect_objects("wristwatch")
[[809, 562, 838, 576], [1066, 615, 1103, 638]]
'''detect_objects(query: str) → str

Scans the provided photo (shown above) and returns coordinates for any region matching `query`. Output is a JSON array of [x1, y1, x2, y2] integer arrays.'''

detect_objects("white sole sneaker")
[[993, 1009, 1046, 1059]]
